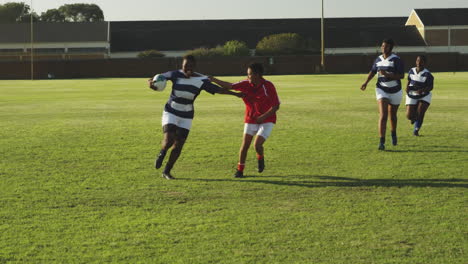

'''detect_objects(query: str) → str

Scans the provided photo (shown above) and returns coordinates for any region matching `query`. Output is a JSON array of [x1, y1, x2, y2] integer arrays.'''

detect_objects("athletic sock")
[[237, 163, 245, 172], [414, 120, 423, 130], [380, 137, 385, 145], [391, 131, 397, 145], [256, 154, 264, 160], [163, 164, 173, 174]]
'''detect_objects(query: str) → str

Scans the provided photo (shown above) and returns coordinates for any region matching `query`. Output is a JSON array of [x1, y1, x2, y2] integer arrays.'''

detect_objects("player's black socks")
[[414, 120, 422, 130], [163, 164, 173, 175], [380, 137, 385, 145], [391, 131, 397, 146], [155, 149, 167, 169]]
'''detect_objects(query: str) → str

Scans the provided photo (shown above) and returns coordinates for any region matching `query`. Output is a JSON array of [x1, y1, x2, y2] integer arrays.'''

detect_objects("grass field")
[[0, 73, 467, 263]]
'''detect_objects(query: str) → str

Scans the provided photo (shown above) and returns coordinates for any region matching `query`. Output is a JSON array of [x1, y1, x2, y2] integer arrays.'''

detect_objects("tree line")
[[140, 33, 320, 58], [0, 2, 104, 23]]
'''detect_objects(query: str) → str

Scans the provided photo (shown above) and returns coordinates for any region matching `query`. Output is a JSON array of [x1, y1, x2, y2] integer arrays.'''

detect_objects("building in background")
[[1, 8, 467, 60], [405, 8, 468, 53], [0, 22, 110, 61]]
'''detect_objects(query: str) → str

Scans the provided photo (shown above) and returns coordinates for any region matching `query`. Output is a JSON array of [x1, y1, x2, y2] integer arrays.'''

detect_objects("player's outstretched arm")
[[217, 87, 244, 98], [209, 76, 233, 90]]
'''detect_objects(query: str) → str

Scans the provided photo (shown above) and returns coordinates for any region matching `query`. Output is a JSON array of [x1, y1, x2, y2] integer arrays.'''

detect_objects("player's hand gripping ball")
[[151, 74, 167, 91]]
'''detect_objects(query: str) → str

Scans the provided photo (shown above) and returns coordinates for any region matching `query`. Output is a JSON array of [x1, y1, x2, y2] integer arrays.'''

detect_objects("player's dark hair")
[[248, 63, 264, 77], [417, 55, 427, 63], [382, 38, 395, 51], [183, 55, 196, 64]]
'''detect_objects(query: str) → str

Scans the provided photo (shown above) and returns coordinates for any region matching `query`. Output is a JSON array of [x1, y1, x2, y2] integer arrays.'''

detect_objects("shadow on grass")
[[178, 175, 468, 188], [384, 145, 468, 153], [384, 149, 468, 153]]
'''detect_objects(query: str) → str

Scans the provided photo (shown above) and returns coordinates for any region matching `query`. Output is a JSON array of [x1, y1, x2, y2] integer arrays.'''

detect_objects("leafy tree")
[[18, 11, 39, 22], [185, 46, 224, 58], [0, 2, 34, 23], [223, 40, 250, 56], [137, 50, 165, 59], [256, 33, 308, 56], [185, 41, 251, 58], [40, 8, 65, 22], [58, 3, 104, 22]]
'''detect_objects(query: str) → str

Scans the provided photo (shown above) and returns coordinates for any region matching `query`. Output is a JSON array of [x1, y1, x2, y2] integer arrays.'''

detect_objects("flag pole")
[[320, 0, 325, 72], [30, 0, 34, 80]]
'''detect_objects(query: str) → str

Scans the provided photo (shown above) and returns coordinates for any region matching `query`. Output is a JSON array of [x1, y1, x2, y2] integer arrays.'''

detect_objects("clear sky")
[[3, 0, 468, 21]]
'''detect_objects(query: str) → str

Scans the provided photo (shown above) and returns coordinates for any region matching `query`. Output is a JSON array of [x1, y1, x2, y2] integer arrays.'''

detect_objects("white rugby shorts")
[[406, 93, 432, 105], [375, 88, 403, 105], [244, 123, 274, 139], [162, 111, 193, 130]]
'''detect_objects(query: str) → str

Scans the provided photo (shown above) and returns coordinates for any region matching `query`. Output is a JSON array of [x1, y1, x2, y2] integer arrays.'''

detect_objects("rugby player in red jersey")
[[210, 63, 280, 178]]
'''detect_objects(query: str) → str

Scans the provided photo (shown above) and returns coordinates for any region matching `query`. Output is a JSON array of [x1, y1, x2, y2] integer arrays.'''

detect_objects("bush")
[[223, 40, 250, 56], [185, 40, 250, 58], [185, 46, 224, 58], [256, 33, 308, 56], [137, 50, 165, 59]]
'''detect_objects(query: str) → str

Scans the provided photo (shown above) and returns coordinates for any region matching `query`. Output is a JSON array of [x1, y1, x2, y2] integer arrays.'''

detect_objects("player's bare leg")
[[235, 134, 254, 178], [378, 99, 389, 150], [414, 101, 430, 136], [254, 136, 266, 173], [406, 105, 418, 124], [389, 103, 400, 145], [155, 131, 175, 169], [162, 136, 186, 180]]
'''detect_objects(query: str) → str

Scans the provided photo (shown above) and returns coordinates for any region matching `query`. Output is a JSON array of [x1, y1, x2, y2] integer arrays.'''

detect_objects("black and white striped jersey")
[[407, 67, 434, 99], [161, 70, 221, 119], [371, 54, 405, 94]]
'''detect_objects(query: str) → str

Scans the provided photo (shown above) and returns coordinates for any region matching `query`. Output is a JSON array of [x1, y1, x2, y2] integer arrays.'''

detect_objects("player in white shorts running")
[[360, 38, 405, 150], [405, 55, 434, 136], [149, 55, 242, 180], [210, 63, 280, 178]]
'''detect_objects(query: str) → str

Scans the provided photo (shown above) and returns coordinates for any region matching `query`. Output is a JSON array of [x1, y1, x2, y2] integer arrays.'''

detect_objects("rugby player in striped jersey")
[[405, 55, 434, 136], [149, 55, 242, 180], [360, 39, 405, 150]]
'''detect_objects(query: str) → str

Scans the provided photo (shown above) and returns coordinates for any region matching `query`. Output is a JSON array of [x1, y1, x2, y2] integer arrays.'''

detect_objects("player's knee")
[[162, 138, 174, 149], [254, 142, 263, 152], [406, 112, 413, 120], [173, 140, 185, 152], [379, 113, 388, 120]]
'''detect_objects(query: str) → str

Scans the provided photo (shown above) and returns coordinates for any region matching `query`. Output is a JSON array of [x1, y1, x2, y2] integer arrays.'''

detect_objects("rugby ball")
[[151, 74, 167, 91]]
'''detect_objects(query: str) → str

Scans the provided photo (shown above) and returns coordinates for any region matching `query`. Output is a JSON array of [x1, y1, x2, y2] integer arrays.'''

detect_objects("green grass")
[[0, 73, 467, 263]]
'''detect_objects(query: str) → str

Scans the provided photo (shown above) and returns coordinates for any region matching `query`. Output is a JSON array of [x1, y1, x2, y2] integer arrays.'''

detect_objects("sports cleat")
[[162, 172, 175, 180], [413, 130, 419, 136], [154, 151, 166, 169], [391, 135, 397, 146], [378, 143, 385, 150], [234, 170, 244, 178], [258, 158, 265, 173]]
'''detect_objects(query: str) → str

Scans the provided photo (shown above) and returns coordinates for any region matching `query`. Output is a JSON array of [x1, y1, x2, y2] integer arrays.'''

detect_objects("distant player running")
[[149, 55, 242, 180], [210, 63, 280, 178], [360, 38, 405, 150], [405, 55, 434, 136]]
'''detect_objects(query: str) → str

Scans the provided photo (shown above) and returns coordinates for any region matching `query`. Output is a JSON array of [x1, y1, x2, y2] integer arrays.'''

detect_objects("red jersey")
[[232, 78, 280, 124]]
